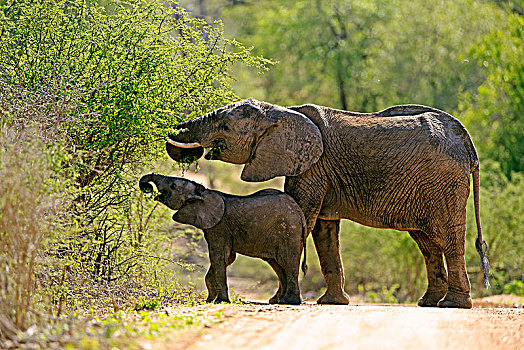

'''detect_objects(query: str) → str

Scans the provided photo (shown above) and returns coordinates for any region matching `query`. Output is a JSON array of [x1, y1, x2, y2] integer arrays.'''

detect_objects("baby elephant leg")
[[277, 256, 302, 305], [227, 251, 237, 266], [205, 252, 236, 303], [265, 259, 287, 304], [205, 267, 217, 302], [207, 244, 230, 303]]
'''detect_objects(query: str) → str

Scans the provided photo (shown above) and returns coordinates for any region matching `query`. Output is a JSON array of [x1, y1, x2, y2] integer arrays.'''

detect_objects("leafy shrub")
[[0, 0, 269, 283], [0, 0, 270, 344], [134, 297, 160, 311], [459, 14, 524, 177]]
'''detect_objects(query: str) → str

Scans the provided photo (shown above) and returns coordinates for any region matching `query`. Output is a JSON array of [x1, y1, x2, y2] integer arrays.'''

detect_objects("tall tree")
[[223, 0, 505, 112], [458, 13, 523, 176]]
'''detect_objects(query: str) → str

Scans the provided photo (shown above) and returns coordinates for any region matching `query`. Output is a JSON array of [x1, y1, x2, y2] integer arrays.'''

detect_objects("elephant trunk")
[[139, 173, 169, 193], [170, 118, 202, 143]]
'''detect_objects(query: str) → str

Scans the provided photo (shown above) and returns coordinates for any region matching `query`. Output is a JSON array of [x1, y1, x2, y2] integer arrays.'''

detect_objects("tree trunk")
[[336, 68, 348, 110]]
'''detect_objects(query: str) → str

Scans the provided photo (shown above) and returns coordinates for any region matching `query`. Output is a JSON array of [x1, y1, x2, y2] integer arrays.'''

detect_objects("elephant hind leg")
[[265, 259, 286, 304], [437, 225, 472, 309], [409, 230, 448, 307], [276, 256, 302, 305]]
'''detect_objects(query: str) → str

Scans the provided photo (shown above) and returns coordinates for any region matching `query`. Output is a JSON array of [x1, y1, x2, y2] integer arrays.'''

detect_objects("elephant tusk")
[[167, 139, 202, 148]]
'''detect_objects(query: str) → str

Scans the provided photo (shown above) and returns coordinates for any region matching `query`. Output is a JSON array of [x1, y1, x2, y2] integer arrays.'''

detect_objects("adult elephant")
[[166, 98, 489, 308]]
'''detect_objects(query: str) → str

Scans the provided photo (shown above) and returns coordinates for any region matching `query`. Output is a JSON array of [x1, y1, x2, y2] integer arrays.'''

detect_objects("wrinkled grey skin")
[[165, 98, 490, 309], [139, 174, 308, 305]]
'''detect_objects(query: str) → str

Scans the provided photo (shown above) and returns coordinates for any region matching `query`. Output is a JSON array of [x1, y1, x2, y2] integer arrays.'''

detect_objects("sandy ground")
[[158, 300, 523, 350]]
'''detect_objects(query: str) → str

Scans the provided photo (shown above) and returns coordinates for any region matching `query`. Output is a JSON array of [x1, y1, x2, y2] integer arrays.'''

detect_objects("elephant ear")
[[172, 190, 225, 230], [241, 104, 323, 182]]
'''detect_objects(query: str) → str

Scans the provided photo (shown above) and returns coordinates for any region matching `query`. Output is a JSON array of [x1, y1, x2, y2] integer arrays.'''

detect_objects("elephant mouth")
[[154, 191, 168, 204], [166, 137, 204, 164], [204, 139, 226, 160]]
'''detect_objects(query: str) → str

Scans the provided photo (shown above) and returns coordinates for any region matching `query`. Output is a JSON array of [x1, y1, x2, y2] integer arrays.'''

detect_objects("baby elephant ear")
[[241, 105, 323, 182], [173, 190, 225, 230]]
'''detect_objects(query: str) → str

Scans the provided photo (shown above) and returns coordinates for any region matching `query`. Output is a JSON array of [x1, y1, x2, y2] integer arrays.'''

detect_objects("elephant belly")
[[318, 165, 470, 231], [317, 204, 409, 230], [317, 185, 404, 228], [230, 227, 299, 260]]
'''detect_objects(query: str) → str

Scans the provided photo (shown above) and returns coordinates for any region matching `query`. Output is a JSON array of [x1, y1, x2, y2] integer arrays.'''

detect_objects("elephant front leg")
[[409, 230, 448, 307], [312, 219, 349, 305], [205, 267, 218, 302], [205, 251, 236, 303], [207, 245, 230, 303]]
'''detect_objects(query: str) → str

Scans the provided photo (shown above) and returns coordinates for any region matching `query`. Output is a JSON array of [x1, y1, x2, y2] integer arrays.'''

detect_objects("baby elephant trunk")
[[139, 173, 169, 193], [139, 174, 155, 193]]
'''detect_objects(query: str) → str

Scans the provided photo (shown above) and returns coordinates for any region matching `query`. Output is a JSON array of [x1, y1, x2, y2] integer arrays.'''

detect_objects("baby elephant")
[[139, 173, 307, 305]]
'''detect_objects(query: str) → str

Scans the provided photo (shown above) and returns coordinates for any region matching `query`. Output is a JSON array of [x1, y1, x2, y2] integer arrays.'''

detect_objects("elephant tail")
[[473, 167, 490, 288], [301, 215, 308, 276]]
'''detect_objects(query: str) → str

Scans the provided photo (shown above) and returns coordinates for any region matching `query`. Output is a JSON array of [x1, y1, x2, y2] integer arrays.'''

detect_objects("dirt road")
[[166, 301, 523, 350]]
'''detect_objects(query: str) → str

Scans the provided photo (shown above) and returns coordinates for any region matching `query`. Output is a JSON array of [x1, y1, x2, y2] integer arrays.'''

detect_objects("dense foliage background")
[[0, 0, 522, 347]]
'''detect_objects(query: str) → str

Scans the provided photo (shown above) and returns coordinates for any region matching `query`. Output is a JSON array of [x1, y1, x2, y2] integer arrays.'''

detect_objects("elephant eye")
[[222, 123, 230, 131]]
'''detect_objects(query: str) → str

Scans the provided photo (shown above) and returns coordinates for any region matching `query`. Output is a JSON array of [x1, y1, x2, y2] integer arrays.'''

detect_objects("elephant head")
[[167, 98, 323, 182], [139, 173, 224, 229]]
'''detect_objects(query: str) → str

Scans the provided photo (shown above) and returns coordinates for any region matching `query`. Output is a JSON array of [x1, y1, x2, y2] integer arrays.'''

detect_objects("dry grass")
[[0, 79, 202, 348], [0, 78, 77, 345], [0, 123, 64, 335]]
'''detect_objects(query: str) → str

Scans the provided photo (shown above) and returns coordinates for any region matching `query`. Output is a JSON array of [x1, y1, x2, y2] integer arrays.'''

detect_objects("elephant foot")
[[317, 290, 350, 305], [206, 298, 215, 303], [278, 294, 302, 305], [417, 289, 447, 307], [269, 294, 280, 304], [213, 297, 231, 304], [437, 290, 472, 309]]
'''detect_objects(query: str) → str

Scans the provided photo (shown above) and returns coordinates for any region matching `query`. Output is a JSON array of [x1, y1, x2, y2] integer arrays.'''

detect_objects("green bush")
[[503, 280, 524, 297], [0, 0, 269, 284], [221, 0, 504, 111], [459, 14, 524, 177], [0, 3, 270, 341], [466, 171, 524, 296]]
